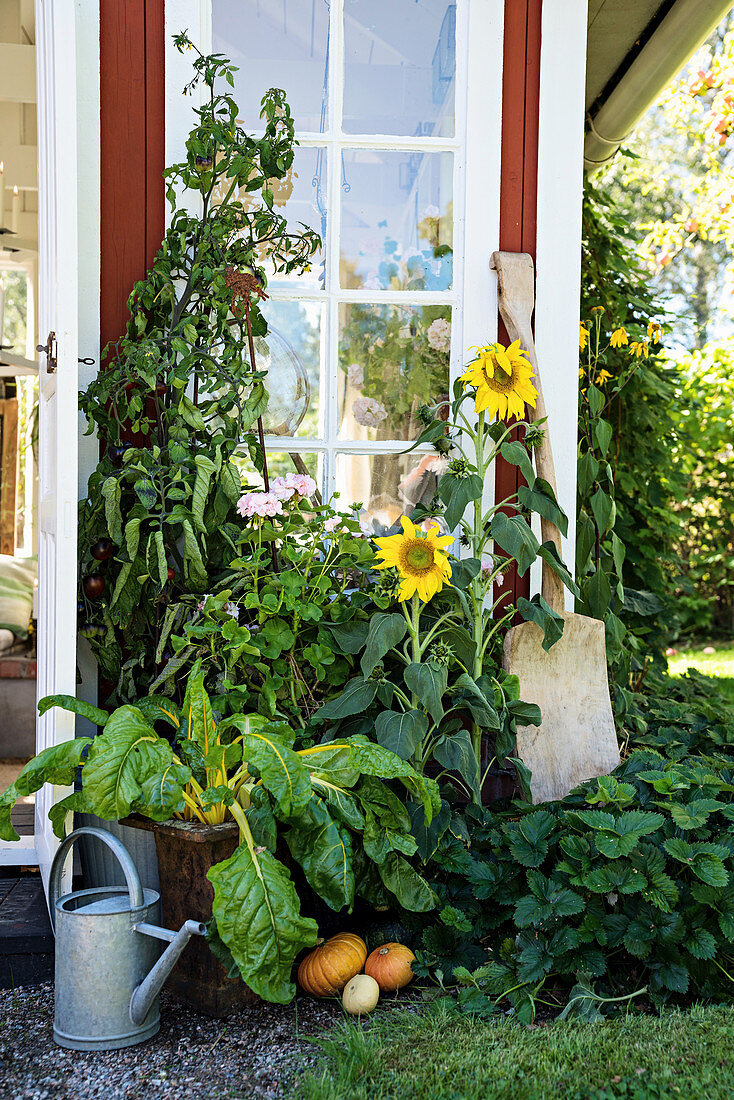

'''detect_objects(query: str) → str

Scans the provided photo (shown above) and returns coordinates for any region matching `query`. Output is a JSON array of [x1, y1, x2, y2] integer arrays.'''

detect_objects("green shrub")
[[410, 749, 734, 1021]]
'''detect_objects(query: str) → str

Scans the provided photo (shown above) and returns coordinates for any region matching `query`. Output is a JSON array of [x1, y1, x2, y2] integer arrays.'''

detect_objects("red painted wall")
[[494, 0, 542, 614], [99, 0, 165, 361]]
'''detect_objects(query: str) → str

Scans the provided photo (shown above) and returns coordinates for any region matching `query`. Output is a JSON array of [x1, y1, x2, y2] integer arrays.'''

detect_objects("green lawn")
[[294, 1002, 734, 1100], [667, 641, 734, 703]]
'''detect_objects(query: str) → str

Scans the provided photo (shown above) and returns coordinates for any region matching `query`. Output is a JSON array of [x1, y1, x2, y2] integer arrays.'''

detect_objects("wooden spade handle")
[[490, 251, 565, 615]]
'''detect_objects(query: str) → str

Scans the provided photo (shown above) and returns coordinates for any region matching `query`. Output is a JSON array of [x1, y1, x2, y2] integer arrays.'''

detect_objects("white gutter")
[[584, 0, 734, 172]]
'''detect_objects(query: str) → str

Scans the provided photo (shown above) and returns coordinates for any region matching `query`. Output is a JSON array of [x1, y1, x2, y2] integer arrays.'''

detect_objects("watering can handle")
[[48, 826, 145, 934]]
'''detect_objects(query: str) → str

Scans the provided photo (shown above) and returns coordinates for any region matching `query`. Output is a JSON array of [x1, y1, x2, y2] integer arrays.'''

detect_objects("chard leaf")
[[285, 796, 355, 911], [0, 738, 93, 841], [226, 717, 312, 818], [38, 695, 109, 727], [208, 841, 318, 1003], [81, 707, 175, 820], [377, 851, 438, 912]]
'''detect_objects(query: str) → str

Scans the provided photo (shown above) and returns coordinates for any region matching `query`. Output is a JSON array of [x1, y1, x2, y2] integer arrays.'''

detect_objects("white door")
[[34, 0, 79, 895]]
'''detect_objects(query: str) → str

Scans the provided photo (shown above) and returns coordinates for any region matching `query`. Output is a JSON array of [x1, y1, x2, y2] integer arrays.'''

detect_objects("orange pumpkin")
[[297, 933, 367, 997], [364, 942, 415, 992]]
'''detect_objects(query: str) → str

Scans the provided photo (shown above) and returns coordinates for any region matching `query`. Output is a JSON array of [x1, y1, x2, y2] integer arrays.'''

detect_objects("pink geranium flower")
[[271, 473, 318, 501], [236, 491, 284, 519]]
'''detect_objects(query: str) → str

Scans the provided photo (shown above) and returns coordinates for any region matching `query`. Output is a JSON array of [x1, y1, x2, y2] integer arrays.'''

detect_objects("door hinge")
[[36, 331, 57, 374]]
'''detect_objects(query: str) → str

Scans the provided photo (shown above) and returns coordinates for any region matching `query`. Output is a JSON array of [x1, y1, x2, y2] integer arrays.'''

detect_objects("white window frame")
[[168, 0, 505, 504]]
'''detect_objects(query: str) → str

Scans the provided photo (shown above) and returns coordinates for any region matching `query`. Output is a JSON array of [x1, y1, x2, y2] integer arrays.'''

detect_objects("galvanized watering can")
[[49, 826, 206, 1051]]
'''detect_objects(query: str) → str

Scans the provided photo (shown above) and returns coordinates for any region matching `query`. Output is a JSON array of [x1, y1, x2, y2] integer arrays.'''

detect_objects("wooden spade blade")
[[504, 611, 620, 804]]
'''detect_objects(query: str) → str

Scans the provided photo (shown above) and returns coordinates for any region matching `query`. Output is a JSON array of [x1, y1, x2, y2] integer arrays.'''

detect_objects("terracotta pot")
[[122, 816, 256, 1017]]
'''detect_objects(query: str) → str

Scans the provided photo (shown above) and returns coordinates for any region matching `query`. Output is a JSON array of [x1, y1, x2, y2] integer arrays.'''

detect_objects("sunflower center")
[[483, 361, 516, 395], [399, 538, 435, 576]]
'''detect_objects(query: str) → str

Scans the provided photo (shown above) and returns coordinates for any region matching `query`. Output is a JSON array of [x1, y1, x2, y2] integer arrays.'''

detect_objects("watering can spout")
[[130, 920, 206, 1026]]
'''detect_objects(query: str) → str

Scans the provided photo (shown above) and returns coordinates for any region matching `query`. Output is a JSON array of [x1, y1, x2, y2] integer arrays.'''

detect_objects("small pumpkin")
[[298, 933, 367, 998], [342, 974, 379, 1016], [364, 942, 415, 992]]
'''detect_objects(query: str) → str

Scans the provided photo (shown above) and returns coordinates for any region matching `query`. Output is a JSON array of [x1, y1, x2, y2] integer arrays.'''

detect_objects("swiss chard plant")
[[76, 38, 320, 703], [0, 671, 439, 1004]]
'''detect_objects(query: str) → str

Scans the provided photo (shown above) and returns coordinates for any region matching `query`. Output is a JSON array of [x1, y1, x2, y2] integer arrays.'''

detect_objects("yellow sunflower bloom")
[[647, 321, 662, 341], [373, 516, 453, 603], [459, 340, 538, 420], [579, 324, 590, 352], [629, 340, 649, 359], [610, 328, 628, 348]]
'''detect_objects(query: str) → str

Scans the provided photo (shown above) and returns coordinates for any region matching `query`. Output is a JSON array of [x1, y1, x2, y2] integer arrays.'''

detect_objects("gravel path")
[[0, 982, 342, 1100]]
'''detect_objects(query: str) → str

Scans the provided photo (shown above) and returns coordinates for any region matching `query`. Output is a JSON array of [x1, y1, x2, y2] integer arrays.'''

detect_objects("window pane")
[[233, 449, 322, 497], [227, 145, 326, 290], [336, 452, 447, 534], [260, 300, 323, 439], [343, 0, 456, 137], [340, 150, 453, 290], [212, 0, 330, 133], [338, 304, 451, 441]]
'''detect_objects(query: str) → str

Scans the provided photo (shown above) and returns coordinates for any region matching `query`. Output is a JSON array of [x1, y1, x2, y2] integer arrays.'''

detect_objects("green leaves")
[[316, 678, 378, 722], [285, 797, 355, 912], [227, 717, 312, 818], [663, 839, 730, 887], [571, 809, 664, 858], [405, 662, 448, 725], [38, 694, 110, 728], [81, 706, 178, 820], [0, 739, 93, 841], [374, 710, 427, 760], [361, 613, 407, 678], [439, 473, 483, 530], [490, 512, 539, 576], [208, 841, 319, 1003], [516, 594, 565, 652]]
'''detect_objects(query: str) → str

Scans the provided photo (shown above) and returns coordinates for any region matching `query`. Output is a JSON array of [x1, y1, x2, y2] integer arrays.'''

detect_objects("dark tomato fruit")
[[83, 574, 106, 600], [155, 382, 168, 398], [91, 538, 115, 561], [107, 441, 133, 467], [167, 567, 175, 582]]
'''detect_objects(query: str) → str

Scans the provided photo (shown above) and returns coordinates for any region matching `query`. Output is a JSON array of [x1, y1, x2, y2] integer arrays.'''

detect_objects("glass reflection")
[[343, 0, 456, 137], [336, 452, 449, 535], [340, 150, 453, 290], [338, 304, 451, 441], [212, 0, 330, 133], [259, 300, 322, 438]]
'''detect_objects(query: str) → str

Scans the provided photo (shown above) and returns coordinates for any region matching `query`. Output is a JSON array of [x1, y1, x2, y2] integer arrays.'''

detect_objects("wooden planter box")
[[122, 816, 257, 1017]]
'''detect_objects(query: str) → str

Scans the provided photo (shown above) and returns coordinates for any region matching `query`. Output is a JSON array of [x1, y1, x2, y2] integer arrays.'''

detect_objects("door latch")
[[36, 331, 57, 374]]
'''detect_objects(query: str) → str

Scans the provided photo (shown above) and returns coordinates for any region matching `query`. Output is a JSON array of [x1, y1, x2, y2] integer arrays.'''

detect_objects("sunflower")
[[459, 340, 538, 420], [373, 516, 453, 603]]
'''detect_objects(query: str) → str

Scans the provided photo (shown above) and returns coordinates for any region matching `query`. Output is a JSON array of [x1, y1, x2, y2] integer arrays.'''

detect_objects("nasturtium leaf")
[[208, 841, 318, 1003]]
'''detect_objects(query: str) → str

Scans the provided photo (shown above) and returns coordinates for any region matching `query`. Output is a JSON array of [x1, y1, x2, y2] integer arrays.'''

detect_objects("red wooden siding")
[[494, 0, 542, 614], [100, 0, 165, 361]]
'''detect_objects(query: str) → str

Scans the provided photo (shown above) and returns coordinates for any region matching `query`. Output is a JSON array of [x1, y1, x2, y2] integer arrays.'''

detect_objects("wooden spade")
[[491, 250, 620, 804]]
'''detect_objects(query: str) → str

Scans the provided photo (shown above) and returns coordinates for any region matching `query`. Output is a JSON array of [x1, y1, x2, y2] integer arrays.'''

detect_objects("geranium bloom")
[[427, 318, 451, 352], [459, 340, 538, 420], [236, 491, 284, 519], [373, 516, 453, 603], [271, 473, 318, 500], [347, 362, 364, 388], [610, 328, 628, 348], [353, 396, 389, 428]]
